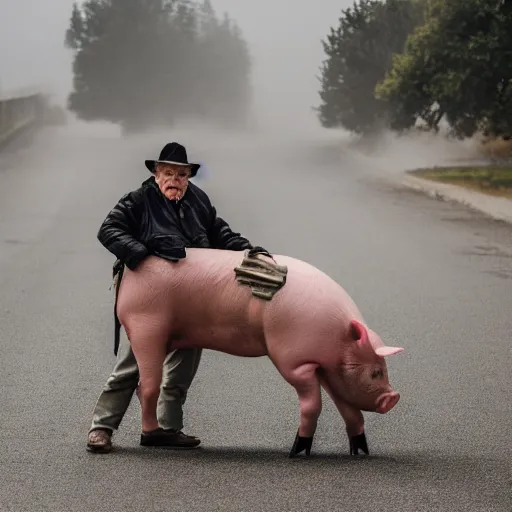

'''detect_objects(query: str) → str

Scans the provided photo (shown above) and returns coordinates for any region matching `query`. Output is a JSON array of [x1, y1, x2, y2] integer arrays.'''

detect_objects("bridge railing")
[[0, 90, 45, 147]]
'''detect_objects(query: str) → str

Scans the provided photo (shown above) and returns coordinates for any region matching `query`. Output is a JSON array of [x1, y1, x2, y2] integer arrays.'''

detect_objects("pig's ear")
[[350, 320, 404, 357], [349, 319, 368, 343], [349, 320, 374, 356], [375, 346, 404, 357]]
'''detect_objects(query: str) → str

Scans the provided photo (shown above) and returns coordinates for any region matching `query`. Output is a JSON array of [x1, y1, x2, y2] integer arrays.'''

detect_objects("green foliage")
[[316, 0, 424, 134], [412, 165, 512, 194], [376, 0, 512, 139], [64, 0, 252, 132]]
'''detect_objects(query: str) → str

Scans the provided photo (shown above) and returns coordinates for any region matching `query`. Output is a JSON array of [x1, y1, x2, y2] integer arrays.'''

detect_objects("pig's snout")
[[375, 391, 400, 414]]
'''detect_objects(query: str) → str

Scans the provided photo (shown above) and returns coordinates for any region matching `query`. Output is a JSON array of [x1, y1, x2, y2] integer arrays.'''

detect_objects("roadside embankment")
[[403, 165, 512, 225]]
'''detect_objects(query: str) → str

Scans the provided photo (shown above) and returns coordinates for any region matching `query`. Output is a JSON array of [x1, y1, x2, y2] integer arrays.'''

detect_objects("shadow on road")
[[110, 445, 505, 473]]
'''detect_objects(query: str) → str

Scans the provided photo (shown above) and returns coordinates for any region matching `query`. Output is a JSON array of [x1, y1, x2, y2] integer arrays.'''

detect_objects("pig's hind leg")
[[125, 315, 169, 435], [283, 363, 322, 458]]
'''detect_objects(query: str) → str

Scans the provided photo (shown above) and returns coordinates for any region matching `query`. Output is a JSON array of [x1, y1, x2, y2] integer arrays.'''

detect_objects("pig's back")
[[122, 248, 363, 323]]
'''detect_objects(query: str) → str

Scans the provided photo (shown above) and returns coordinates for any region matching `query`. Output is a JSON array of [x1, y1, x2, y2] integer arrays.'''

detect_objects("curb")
[[402, 174, 512, 225]]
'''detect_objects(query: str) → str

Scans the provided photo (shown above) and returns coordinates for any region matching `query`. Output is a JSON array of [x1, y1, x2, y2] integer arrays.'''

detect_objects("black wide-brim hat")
[[145, 142, 200, 177]]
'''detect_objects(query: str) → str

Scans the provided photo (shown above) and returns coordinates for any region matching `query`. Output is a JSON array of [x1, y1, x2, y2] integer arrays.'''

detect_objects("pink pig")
[[116, 248, 404, 457]]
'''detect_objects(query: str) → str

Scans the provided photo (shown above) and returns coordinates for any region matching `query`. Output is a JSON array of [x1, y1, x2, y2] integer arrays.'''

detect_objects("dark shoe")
[[140, 428, 201, 449], [87, 428, 113, 454]]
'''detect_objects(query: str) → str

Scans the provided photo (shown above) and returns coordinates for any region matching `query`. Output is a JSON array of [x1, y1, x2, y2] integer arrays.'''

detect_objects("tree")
[[64, 0, 254, 132], [194, 12, 252, 127], [65, 0, 173, 130], [376, 0, 512, 139], [316, 0, 424, 135], [197, 0, 218, 37]]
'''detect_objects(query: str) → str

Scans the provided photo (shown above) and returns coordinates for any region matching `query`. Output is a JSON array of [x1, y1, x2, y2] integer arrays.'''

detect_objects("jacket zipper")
[[177, 202, 193, 245]]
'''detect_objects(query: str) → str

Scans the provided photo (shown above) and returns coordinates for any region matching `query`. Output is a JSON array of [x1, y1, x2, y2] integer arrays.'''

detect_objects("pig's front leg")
[[285, 363, 322, 458], [336, 400, 369, 456], [319, 376, 369, 456]]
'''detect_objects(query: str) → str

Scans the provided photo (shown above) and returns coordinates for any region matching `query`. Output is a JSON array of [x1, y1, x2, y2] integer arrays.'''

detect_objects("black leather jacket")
[[97, 177, 258, 270]]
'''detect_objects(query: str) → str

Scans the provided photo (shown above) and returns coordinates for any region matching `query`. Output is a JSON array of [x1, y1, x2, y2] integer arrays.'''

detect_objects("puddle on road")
[[455, 244, 512, 281], [3, 239, 26, 245], [440, 215, 477, 223], [456, 245, 512, 259], [483, 270, 512, 280]]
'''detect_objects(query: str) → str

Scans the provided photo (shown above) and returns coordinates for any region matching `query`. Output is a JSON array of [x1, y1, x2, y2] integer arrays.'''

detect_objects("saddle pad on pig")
[[234, 250, 288, 300]]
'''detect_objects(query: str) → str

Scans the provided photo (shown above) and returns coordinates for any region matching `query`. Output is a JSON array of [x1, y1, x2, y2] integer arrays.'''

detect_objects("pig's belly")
[[170, 324, 268, 357]]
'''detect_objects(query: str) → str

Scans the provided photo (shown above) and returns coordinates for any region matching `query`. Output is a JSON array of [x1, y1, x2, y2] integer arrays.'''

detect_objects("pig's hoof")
[[289, 431, 313, 458], [349, 432, 369, 456]]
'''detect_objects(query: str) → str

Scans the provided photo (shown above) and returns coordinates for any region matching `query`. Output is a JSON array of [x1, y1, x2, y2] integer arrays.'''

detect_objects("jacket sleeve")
[[207, 205, 254, 251], [97, 191, 149, 270]]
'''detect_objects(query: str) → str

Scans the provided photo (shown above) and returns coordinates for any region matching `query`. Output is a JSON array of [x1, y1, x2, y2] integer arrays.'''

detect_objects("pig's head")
[[337, 319, 404, 414]]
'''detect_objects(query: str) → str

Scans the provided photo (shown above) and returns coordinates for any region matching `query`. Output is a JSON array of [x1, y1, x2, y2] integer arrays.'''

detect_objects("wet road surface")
[[0, 123, 510, 511]]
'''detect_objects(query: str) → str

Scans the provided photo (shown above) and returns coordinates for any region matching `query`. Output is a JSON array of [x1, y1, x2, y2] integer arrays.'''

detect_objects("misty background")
[[0, 0, 483, 179], [0, 0, 346, 132]]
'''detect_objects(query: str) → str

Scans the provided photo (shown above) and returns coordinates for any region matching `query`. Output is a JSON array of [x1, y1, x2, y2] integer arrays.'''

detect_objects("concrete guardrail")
[[0, 90, 45, 147]]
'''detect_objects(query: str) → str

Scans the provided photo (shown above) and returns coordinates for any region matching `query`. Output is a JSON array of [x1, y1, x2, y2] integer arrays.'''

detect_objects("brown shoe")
[[140, 428, 201, 449], [87, 428, 113, 454]]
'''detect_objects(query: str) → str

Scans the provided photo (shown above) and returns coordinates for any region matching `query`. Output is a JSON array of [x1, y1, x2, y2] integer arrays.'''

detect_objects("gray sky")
[[0, 1, 349, 126]]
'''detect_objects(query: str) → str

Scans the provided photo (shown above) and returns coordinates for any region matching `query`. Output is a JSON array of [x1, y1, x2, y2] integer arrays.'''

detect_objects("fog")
[[0, 1, 343, 126], [0, 0, 477, 172]]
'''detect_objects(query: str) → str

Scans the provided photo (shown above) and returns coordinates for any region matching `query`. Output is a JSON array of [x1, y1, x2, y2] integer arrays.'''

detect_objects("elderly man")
[[87, 141, 270, 453]]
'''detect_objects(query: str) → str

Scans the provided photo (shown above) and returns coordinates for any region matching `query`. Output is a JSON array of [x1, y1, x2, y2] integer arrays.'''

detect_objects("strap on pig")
[[234, 249, 288, 301], [111, 259, 124, 356]]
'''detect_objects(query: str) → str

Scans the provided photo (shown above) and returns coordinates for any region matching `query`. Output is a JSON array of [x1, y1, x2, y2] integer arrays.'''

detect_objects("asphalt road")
[[0, 122, 510, 512]]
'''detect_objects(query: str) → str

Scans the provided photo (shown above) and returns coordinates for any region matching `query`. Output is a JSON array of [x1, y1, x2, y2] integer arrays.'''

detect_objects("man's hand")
[[248, 246, 274, 261]]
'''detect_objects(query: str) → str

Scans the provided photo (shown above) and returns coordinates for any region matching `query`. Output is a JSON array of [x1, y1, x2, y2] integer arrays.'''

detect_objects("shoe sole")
[[140, 443, 201, 450], [86, 444, 112, 454]]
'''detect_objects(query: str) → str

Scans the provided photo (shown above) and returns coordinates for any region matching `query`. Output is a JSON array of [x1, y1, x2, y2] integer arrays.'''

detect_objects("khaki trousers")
[[89, 336, 202, 433]]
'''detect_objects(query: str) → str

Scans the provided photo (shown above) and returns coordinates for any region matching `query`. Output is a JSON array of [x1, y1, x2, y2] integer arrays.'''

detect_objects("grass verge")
[[409, 166, 512, 198]]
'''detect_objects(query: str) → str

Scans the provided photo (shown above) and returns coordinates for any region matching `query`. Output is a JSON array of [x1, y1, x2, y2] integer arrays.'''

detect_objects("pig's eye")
[[371, 369, 383, 379]]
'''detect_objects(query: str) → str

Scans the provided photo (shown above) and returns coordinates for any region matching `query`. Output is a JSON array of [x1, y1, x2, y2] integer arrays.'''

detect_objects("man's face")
[[154, 163, 191, 201]]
